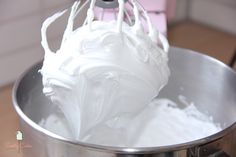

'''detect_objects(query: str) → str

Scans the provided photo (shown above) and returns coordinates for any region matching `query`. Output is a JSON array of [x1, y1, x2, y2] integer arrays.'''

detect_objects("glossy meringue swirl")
[[40, 0, 170, 140]]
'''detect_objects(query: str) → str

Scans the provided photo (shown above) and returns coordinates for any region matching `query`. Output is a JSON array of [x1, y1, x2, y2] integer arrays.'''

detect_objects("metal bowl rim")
[[12, 47, 236, 154]]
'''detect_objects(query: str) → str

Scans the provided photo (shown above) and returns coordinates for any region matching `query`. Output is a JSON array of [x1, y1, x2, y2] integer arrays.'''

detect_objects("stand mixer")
[[12, 0, 236, 156]]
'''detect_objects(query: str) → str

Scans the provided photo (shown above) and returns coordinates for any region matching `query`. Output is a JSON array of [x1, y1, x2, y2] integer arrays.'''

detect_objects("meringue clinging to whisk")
[[40, 0, 170, 141]]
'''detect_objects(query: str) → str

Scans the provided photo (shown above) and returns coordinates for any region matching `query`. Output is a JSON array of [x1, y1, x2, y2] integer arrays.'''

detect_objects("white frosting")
[[79, 98, 221, 147], [39, 97, 221, 147], [40, 1, 170, 140]]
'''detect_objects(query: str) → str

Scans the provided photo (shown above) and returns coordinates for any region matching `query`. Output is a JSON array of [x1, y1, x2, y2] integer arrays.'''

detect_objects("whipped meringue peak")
[[40, 0, 170, 140]]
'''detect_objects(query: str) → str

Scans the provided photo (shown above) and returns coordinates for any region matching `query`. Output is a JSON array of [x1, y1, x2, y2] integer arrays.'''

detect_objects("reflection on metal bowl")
[[12, 47, 236, 157]]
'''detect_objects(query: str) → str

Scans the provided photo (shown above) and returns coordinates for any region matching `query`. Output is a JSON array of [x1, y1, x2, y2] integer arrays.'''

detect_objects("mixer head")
[[95, 0, 128, 9], [92, 0, 151, 26]]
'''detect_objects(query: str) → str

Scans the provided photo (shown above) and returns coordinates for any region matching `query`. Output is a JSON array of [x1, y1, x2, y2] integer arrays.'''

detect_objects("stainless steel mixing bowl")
[[12, 47, 236, 157]]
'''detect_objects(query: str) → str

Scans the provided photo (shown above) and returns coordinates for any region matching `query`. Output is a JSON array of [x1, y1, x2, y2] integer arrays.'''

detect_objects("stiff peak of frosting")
[[40, 0, 170, 140]]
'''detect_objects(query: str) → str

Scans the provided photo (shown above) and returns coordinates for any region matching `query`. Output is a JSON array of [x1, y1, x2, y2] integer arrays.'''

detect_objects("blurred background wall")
[[174, 0, 236, 34], [0, 0, 76, 87], [0, 0, 236, 87]]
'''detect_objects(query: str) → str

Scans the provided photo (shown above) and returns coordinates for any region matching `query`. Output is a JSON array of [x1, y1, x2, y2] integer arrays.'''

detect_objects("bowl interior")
[[15, 47, 236, 145]]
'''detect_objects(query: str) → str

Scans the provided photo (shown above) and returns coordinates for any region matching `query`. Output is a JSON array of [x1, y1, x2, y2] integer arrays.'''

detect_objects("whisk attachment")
[[84, 0, 156, 35], [42, 0, 169, 53], [82, 0, 169, 51], [40, 0, 170, 141]]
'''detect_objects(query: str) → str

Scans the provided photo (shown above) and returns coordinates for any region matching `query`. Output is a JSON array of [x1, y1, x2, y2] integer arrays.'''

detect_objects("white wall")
[[170, 0, 189, 23], [0, 0, 88, 87], [188, 0, 236, 35], [170, 0, 236, 35]]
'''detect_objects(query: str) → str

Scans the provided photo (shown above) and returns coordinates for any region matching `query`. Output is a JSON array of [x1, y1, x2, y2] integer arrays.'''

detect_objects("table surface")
[[0, 85, 22, 157]]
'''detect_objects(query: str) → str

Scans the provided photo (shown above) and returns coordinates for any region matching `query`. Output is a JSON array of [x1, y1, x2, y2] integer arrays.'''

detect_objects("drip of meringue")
[[40, 0, 170, 140]]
